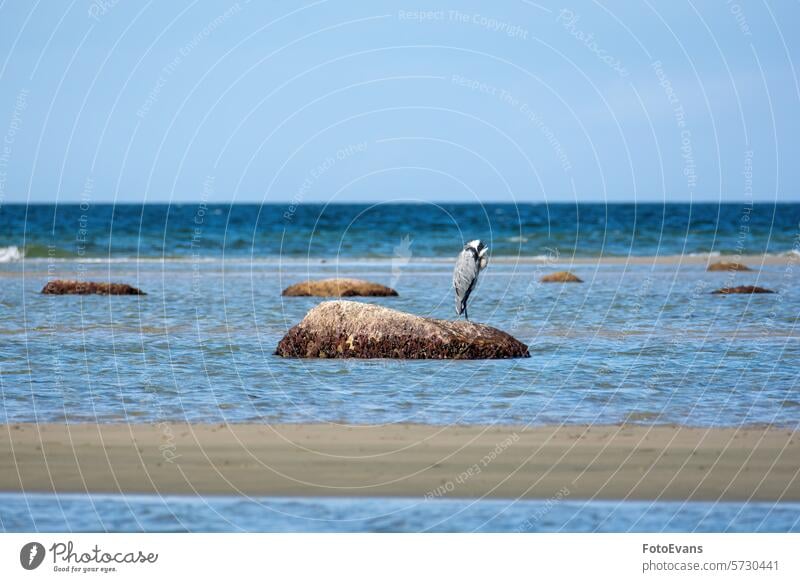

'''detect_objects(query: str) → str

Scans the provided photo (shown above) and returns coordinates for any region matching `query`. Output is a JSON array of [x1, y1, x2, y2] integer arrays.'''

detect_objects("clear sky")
[[0, 1, 798, 204]]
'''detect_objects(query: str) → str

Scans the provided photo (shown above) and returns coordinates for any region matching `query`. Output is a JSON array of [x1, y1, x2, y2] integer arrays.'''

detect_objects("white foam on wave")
[[528, 254, 559, 262], [15, 250, 798, 266], [20, 256, 233, 264], [0, 246, 23, 262], [686, 251, 721, 258]]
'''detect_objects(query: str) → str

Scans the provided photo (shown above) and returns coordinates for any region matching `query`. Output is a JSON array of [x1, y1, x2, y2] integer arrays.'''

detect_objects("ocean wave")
[[8, 250, 800, 266], [18, 256, 245, 264], [0, 246, 23, 262], [528, 254, 559, 261], [686, 251, 721, 257]]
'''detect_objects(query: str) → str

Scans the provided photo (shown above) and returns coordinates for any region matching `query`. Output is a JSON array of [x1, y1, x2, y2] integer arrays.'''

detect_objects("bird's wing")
[[453, 249, 479, 303]]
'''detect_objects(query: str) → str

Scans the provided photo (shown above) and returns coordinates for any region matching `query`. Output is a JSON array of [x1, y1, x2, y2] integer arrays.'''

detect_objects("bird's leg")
[[464, 305, 469, 321]]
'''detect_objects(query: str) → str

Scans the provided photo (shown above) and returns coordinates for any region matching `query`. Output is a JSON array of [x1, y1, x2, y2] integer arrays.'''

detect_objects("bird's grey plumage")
[[453, 240, 488, 320]]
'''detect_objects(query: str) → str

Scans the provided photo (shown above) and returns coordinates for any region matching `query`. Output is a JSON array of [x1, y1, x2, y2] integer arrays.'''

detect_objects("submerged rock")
[[276, 300, 529, 359], [282, 278, 398, 297], [540, 271, 583, 283], [711, 285, 774, 294], [707, 261, 752, 272], [41, 280, 146, 295]]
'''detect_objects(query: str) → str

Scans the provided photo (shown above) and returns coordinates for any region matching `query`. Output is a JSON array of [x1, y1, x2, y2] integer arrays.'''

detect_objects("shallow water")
[[1, 257, 799, 426], [0, 492, 797, 533]]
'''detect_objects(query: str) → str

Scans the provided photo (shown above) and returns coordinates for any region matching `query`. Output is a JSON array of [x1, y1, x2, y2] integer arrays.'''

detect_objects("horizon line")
[[3, 199, 799, 205]]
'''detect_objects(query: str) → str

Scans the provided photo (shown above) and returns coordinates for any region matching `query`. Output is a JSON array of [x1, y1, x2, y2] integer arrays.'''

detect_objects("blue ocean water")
[[1, 203, 799, 426], [1, 493, 797, 533], [2, 203, 799, 533], [1, 202, 799, 260]]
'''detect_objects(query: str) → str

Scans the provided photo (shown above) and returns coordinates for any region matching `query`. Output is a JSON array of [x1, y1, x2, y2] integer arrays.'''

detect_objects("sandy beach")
[[1, 423, 797, 501]]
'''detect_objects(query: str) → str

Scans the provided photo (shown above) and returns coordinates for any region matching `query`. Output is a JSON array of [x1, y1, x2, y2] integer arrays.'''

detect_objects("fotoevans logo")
[[20, 542, 46, 570]]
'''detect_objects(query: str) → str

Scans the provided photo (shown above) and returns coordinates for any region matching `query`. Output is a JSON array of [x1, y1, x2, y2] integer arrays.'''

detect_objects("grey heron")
[[453, 239, 489, 320]]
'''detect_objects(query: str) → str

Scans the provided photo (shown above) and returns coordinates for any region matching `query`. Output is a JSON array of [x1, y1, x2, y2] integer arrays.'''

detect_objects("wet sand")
[[1, 423, 797, 501]]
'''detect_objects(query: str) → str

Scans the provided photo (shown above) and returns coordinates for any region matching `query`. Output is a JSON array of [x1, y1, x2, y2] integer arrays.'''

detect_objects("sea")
[[2, 202, 800, 261], [1, 202, 799, 532]]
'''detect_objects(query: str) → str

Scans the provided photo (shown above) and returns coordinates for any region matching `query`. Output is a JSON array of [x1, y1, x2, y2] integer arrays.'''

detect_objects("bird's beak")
[[479, 247, 489, 257]]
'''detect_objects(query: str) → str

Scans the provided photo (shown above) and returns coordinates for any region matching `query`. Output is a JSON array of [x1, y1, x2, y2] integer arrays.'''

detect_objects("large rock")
[[707, 261, 752, 272], [276, 300, 529, 359], [41, 280, 146, 295], [282, 278, 398, 297], [711, 285, 774, 294], [540, 271, 583, 283]]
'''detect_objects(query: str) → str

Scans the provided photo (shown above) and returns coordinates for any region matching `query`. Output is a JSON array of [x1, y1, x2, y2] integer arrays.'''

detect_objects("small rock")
[[711, 286, 774, 294], [540, 271, 583, 283], [41, 280, 146, 295], [282, 278, 398, 297], [707, 261, 752, 272], [276, 300, 529, 359]]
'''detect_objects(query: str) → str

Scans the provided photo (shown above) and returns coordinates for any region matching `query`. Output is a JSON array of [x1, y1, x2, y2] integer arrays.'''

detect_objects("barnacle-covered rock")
[[540, 271, 583, 283], [711, 286, 774, 294], [276, 301, 529, 359], [41, 280, 146, 295], [282, 278, 398, 297], [707, 261, 752, 272]]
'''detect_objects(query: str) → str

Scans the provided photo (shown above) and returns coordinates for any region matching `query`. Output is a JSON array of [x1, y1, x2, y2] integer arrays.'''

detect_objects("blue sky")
[[0, 1, 798, 203]]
